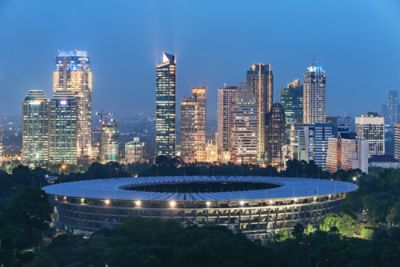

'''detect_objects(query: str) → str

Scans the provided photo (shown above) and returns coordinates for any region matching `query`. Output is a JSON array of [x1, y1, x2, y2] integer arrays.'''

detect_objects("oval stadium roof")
[[43, 176, 358, 202]]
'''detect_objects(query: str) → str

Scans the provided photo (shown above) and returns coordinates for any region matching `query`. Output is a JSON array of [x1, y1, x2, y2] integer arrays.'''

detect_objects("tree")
[[320, 213, 358, 237]]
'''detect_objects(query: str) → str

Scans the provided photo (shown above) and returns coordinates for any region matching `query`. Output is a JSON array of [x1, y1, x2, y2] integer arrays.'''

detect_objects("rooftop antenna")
[[312, 52, 317, 67]]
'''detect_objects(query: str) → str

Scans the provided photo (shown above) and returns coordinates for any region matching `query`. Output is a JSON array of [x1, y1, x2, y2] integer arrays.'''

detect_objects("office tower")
[[180, 87, 206, 163], [48, 93, 78, 165], [205, 139, 218, 163], [355, 112, 385, 157], [217, 85, 239, 161], [387, 91, 398, 127], [22, 90, 49, 167], [230, 97, 258, 165], [265, 103, 286, 168], [100, 118, 119, 163], [394, 124, 400, 160], [156, 53, 176, 158], [292, 123, 336, 170], [303, 65, 327, 123], [53, 50, 93, 162], [280, 79, 303, 143], [326, 133, 369, 173], [125, 137, 145, 164], [247, 64, 273, 160]]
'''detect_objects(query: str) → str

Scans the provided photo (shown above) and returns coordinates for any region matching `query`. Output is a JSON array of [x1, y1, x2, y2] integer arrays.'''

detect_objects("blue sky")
[[0, 0, 399, 118]]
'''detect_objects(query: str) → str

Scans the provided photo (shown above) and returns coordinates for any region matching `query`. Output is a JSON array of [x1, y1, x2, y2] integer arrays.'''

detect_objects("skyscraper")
[[303, 65, 327, 124], [180, 87, 206, 163], [394, 123, 400, 161], [355, 112, 385, 157], [326, 132, 369, 173], [265, 103, 286, 168], [230, 97, 258, 165], [100, 118, 119, 163], [125, 137, 145, 164], [217, 85, 239, 161], [48, 93, 78, 165], [247, 64, 273, 160], [53, 50, 93, 162], [292, 123, 336, 170], [280, 79, 303, 143], [156, 53, 176, 158], [387, 90, 398, 127], [22, 90, 49, 167]]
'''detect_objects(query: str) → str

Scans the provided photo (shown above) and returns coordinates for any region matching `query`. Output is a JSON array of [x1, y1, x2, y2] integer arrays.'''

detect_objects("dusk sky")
[[0, 0, 399, 119]]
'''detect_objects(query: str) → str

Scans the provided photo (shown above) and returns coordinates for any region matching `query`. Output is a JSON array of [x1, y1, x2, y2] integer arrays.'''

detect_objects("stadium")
[[43, 176, 357, 239]]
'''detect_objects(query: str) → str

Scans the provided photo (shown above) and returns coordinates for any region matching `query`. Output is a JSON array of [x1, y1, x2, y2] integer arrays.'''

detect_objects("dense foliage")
[[1, 162, 400, 266]]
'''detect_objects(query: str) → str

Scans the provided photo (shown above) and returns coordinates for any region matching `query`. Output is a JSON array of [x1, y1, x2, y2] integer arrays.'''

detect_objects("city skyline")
[[0, 1, 399, 118]]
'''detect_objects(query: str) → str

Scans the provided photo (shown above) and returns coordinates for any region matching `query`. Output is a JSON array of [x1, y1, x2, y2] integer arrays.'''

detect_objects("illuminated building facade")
[[326, 133, 368, 173], [230, 98, 258, 164], [280, 79, 303, 143], [303, 65, 326, 124], [394, 124, 400, 161], [247, 64, 273, 160], [100, 119, 119, 163], [48, 93, 78, 165], [180, 87, 206, 163], [293, 123, 336, 170], [205, 139, 218, 163], [265, 103, 286, 168], [355, 112, 385, 157], [156, 53, 176, 158], [22, 90, 50, 167], [217, 85, 239, 162], [125, 137, 145, 164], [53, 50, 93, 162]]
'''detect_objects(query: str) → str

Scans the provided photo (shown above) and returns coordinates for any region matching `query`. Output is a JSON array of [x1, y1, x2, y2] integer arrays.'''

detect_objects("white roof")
[[43, 176, 357, 202]]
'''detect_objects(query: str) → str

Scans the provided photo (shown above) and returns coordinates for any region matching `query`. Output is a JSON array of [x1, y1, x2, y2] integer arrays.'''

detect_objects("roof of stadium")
[[43, 176, 358, 202]]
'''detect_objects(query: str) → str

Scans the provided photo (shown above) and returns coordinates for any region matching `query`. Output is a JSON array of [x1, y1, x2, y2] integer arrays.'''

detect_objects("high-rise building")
[[217, 85, 239, 161], [303, 65, 327, 124], [48, 93, 78, 165], [230, 98, 258, 165], [326, 132, 369, 173], [265, 103, 286, 168], [247, 64, 273, 160], [355, 113, 385, 157], [387, 91, 398, 127], [100, 118, 119, 163], [280, 79, 303, 143], [180, 87, 206, 163], [53, 50, 93, 162], [125, 137, 145, 164], [156, 53, 176, 158], [22, 90, 50, 167], [205, 139, 218, 163], [292, 123, 336, 170], [394, 124, 400, 161]]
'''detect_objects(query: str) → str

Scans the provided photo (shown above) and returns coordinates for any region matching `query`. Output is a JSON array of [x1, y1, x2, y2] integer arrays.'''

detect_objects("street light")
[[134, 200, 142, 207], [169, 200, 176, 208]]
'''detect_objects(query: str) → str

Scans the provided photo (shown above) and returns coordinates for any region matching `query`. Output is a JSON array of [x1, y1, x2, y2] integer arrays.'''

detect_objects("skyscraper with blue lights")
[[156, 53, 176, 158]]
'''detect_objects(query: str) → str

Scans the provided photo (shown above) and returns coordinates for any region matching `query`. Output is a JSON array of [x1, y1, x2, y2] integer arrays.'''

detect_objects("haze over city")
[[0, 0, 399, 118]]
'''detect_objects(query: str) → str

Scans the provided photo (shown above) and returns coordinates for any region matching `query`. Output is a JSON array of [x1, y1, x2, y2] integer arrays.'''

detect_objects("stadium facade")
[[43, 176, 357, 239]]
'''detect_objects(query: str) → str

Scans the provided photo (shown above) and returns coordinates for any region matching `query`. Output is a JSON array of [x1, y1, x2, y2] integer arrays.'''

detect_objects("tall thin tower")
[[247, 64, 273, 160], [22, 90, 49, 167], [156, 53, 176, 158], [180, 87, 207, 163], [53, 50, 93, 163], [303, 64, 326, 123]]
